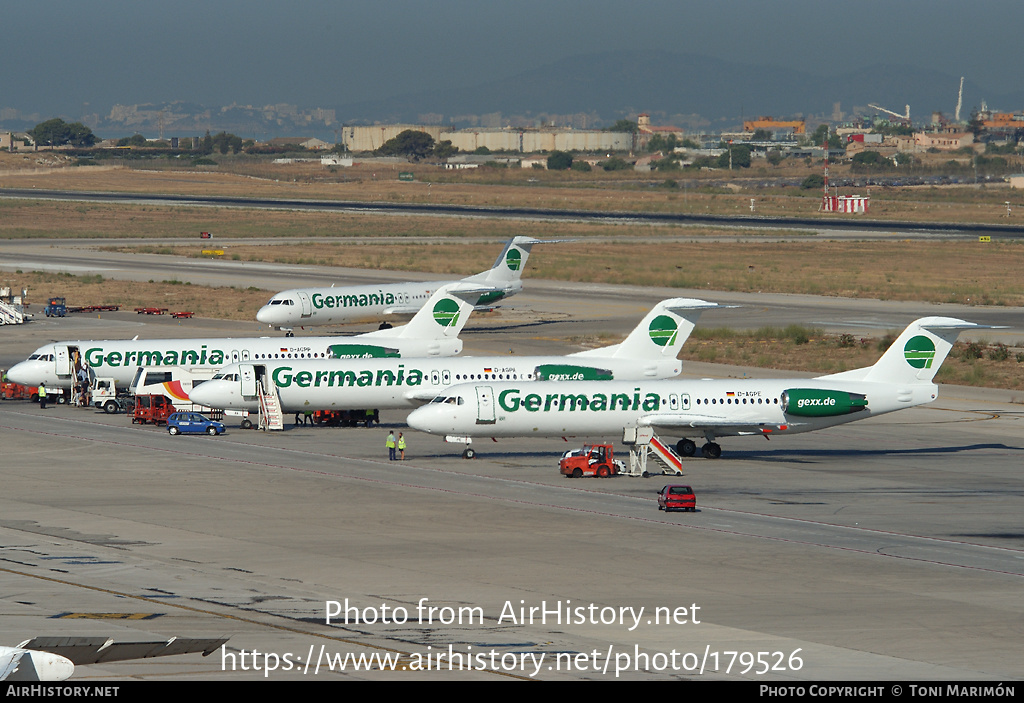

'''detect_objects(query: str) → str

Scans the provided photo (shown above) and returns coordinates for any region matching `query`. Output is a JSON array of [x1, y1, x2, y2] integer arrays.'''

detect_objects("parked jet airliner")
[[190, 298, 720, 455], [6, 283, 482, 393], [256, 236, 545, 331], [407, 317, 986, 459]]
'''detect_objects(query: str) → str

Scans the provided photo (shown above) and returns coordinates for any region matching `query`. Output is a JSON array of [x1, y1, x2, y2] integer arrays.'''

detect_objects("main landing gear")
[[700, 443, 722, 459], [675, 438, 722, 459]]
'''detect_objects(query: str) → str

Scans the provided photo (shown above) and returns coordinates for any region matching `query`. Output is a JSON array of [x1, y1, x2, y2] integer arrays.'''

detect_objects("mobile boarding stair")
[[0, 300, 25, 325], [622, 427, 684, 476], [256, 381, 285, 431]]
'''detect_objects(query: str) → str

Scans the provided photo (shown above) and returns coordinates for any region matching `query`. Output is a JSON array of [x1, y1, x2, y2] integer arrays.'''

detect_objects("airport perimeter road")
[[1, 381, 1021, 680]]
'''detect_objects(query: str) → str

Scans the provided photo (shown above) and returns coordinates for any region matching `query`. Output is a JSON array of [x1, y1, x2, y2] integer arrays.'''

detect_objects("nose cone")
[[190, 380, 257, 411], [256, 304, 280, 324], [189, 380, 228, 408], [7, 360, 41, 385], [407, 406, 442, 434]]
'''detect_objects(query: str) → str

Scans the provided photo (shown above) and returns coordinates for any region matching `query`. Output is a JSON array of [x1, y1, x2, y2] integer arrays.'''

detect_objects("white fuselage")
[[406, 377, 938, 440], [256, 281, 519, 327], [188, 355, 683, 413], [7, 334, 462, 391]]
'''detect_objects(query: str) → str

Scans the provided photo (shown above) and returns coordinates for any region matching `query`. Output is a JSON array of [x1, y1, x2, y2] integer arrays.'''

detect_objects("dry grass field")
[[117, 238, 1024, 308], [4, 271, 270, 321], [680, 327, 1024, 391], [2, 152, 1023, 224]]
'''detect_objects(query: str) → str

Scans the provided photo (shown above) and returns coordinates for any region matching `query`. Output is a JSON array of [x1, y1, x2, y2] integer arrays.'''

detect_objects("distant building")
[[266, 137, 330, 150], [637, 113, 683, 137], [520, 155, 548, 169], [914, 131, 974, 151], [341, 125, 445, 152], [635, 113, 684, 150], [742, 116, 806, 135], [321, 154, 352, 167], [341, 124, 631, 154]]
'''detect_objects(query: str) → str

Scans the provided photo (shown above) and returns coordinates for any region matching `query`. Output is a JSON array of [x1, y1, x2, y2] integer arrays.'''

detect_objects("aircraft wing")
[[638, 412, 804, 437], [381, 305, 423, 315], [16, 636, 228, 665], [382, 284, 498, 316]]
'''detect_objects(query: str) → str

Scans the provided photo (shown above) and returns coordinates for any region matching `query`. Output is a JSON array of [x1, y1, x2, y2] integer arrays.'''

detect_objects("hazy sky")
[[5, 0, 1022, 117]]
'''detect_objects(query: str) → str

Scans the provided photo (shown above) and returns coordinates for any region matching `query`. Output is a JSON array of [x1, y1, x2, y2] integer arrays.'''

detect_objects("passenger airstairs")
[[257, 381, 285, 431], [622, 427, 684, 476], [0, 300, 25, 325]]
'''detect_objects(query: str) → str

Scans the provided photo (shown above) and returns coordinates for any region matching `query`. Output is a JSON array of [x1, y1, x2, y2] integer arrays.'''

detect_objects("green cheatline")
[[648, 315, 679, 347], [327, 344, 400, 359], [506, 248, 522, 271], [904, 335, 936, 369], [432, 298, 461, 328]]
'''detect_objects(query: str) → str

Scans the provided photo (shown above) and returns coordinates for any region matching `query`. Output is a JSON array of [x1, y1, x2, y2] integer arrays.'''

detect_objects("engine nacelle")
[[781, 388, 868, 417], [327, 344, 401, 359]]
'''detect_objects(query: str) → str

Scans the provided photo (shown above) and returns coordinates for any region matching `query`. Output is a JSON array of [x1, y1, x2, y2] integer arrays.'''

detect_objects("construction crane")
[[868, 103, 910, 122]]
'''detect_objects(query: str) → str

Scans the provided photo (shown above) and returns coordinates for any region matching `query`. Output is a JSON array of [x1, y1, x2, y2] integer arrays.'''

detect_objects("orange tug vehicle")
[[559, 444, 624, 478], [2, 381, 40, 401], [131, 395, 175, 425]]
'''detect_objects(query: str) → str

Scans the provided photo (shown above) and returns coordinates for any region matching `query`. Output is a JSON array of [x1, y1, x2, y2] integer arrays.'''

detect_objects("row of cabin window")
[[694, 397, 778, 405]]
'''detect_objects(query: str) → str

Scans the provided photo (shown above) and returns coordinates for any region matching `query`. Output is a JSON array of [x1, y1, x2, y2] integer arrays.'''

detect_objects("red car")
[[657, 485, 696, 512]]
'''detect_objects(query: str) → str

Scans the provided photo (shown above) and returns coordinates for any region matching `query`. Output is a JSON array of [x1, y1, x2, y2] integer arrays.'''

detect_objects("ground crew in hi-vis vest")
[[397, 433, 406, 460], [386, 431, 396, 461]]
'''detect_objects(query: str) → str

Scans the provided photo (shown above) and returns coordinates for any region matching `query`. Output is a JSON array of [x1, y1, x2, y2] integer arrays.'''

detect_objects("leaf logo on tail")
[[648, 315, 679, 347], [432, 298, 461, 328], [505, 248, 523, 271], [904, 335, 936, 369]]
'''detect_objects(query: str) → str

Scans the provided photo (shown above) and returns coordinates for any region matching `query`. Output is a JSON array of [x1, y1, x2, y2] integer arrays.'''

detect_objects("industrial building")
[[340, 124, 632, 154]]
